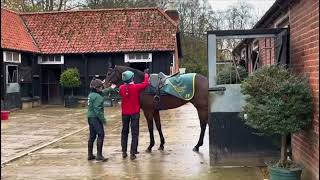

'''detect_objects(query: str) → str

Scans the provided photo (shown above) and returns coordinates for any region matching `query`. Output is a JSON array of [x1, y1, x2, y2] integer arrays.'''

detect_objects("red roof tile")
[[1, 8, 40, 52], [19, 8, 178, 54]]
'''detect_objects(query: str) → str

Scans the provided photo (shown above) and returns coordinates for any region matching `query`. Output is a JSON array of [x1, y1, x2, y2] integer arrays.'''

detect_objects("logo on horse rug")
[[148, 73, 196, 101]]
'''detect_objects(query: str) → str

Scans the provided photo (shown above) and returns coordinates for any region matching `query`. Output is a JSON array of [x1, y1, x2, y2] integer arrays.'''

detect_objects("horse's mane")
[[116, 66, 144, 76], [115, 65, 145, 82]]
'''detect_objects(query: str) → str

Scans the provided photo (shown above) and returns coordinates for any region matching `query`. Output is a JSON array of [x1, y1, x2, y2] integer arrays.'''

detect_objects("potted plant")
[[60, 68, 81, 108], [240, 65, 313, 180]]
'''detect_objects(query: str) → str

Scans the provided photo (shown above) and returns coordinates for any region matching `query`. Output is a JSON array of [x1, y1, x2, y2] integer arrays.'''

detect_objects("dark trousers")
[[121, 113, 140, 155], [88, 118, 105, 156]]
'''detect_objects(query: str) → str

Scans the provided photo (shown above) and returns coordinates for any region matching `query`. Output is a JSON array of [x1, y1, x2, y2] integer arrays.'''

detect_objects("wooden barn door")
[[41, 66, 62, 105]]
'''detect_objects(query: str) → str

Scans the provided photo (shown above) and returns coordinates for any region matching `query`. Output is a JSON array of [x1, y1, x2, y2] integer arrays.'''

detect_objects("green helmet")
[[122, 70, 134, 83]]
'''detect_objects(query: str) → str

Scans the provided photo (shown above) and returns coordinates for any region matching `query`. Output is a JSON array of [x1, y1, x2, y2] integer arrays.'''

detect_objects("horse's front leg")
[[144, 110, 155, 153], [154, 110, 165, 151]]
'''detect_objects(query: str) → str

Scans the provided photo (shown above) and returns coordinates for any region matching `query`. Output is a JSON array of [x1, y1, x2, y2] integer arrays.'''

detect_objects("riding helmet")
[[122, 71, 134, 83], [90, 78, 104, 89]]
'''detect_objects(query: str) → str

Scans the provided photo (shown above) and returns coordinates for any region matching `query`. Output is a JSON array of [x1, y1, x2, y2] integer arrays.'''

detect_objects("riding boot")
[[96, 138, 108, 162], [122, 152, 128, 159], [88, 141, 95, 160]]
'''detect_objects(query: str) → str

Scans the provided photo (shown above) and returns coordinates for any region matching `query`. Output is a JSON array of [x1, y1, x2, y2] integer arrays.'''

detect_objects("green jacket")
[[87, 88, 113, 124]]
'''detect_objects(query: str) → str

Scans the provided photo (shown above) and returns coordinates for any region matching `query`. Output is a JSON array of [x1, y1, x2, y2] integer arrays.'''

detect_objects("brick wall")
[[290, 0, 319, 179]]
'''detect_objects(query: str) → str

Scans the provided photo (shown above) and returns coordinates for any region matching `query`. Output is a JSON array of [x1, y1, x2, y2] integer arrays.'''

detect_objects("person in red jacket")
[[119, 69, 149, 160]]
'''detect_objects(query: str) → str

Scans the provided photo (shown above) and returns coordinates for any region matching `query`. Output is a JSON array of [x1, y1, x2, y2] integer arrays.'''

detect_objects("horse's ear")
[[107, 61, 112, 67]]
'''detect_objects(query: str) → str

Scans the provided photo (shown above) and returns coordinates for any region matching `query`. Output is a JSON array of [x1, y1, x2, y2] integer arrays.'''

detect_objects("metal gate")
[[207, 28, 289, 166]]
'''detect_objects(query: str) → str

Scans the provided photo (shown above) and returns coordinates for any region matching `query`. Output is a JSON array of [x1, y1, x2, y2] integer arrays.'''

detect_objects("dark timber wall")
[[1, 51, 174, 108]]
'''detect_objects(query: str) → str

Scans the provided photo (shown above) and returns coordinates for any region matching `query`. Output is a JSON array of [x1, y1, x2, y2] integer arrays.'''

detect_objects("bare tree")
[[1, 0, 77, 12]]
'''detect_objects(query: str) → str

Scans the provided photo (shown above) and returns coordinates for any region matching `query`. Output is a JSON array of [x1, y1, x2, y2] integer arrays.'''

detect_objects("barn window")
[[6, 65, 18, 83], [38, 55, 64, 64], [124, 53, 152, 63], [3, 51, 21, 63]]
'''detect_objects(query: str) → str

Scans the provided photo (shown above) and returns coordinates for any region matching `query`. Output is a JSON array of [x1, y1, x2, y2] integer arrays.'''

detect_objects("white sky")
[[208, 0, 276, 18]]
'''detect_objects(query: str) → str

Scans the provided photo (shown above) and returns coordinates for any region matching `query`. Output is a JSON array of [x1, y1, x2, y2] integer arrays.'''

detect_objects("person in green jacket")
[[87, 77, 115, 161]]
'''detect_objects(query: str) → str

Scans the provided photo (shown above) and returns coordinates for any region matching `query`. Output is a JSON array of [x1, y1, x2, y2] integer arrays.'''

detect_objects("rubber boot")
[[96, 139, 108, 162]]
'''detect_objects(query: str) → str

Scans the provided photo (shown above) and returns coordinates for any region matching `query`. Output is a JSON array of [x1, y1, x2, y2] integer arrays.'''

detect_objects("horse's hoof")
[[145, 149, 152, 153], [193, 147, 199, 152], [158, 146, 164, 151]]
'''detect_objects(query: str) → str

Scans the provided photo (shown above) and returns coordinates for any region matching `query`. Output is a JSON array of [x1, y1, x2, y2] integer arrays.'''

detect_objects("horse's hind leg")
[[193, 108, 208, 152], [144, 110, 155, 153], [154, 110, 165, 151]]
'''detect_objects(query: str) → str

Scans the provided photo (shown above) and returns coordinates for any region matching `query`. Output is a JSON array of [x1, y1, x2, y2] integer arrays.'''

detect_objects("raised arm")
[[134, 73, 149, 91]]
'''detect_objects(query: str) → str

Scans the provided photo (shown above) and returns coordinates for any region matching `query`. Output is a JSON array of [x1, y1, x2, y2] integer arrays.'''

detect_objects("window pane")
[[135, 54, 142, 59], [6, 52, 13, 61], [142, 53, 149, 59], [49, 56, 54, 62], [12, 52, 19, 62], [55, 56, 61, 62], [129, 54, 135, 59], [43, 56, 48, 62]]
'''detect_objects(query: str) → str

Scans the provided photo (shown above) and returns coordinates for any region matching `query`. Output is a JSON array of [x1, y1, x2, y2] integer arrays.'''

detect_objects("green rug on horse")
[[162, 73, 196, 101]]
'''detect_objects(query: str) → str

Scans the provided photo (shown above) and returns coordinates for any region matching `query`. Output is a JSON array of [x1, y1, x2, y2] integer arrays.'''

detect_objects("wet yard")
[[1, 103, 263, 180]]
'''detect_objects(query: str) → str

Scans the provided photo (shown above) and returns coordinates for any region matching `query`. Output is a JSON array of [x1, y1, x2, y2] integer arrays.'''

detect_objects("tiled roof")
[[1, 9, 40, 52], [18, 8, 178, 54]]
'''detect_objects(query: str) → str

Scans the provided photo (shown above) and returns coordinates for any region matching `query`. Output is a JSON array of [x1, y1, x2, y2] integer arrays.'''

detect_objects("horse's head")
[[105, 65, 146, 88], [105, 66, 124, 87]]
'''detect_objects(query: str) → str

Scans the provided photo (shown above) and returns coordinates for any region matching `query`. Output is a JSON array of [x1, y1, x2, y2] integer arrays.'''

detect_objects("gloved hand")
[[144, 68, 149, 74]]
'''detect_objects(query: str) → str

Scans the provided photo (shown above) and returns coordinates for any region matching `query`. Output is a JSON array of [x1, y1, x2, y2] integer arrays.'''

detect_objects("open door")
[[207, 28, 288, 166]]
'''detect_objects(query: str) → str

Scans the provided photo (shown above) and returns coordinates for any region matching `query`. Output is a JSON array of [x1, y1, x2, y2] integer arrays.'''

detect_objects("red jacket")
[[119, 73, 149, 115]]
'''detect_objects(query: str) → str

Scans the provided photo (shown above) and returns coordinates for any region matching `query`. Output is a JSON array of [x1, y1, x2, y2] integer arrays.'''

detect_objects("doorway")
[[41, 65, 62, 105]]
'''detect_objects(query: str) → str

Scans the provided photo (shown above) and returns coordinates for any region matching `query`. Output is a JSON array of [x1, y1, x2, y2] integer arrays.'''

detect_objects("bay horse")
[[105, 66, 208, 152]]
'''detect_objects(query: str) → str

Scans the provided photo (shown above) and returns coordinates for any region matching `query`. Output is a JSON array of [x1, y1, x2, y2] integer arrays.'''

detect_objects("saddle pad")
[[162, 73, 196, 101]]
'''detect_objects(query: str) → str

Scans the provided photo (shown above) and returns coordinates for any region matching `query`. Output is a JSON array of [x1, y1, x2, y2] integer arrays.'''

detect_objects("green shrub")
[[60, 68, 81, 96], [217, 65, 248, 84], [240, 65, 313, 167]]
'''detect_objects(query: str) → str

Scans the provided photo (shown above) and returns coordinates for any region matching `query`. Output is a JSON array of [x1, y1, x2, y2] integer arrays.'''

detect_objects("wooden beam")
[[83, 54, 88, 95]]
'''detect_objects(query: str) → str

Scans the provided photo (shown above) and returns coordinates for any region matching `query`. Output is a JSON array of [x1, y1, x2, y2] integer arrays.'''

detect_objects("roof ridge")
[[2, 7, 178, 29], [18, 15, 41, 52], [17, 7, 159, 15], [1, 7, 21, 14], [155, 7, 178, 28]]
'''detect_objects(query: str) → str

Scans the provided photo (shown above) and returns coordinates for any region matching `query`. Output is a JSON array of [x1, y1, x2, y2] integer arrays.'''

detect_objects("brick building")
[[233, 0, 319, 179]]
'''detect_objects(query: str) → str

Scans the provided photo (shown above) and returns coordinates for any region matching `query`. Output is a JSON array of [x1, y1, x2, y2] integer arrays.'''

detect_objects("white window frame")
[[38, 55, 64, 64], [3, 51, 21, 63], [124, 53, 152, 63]]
